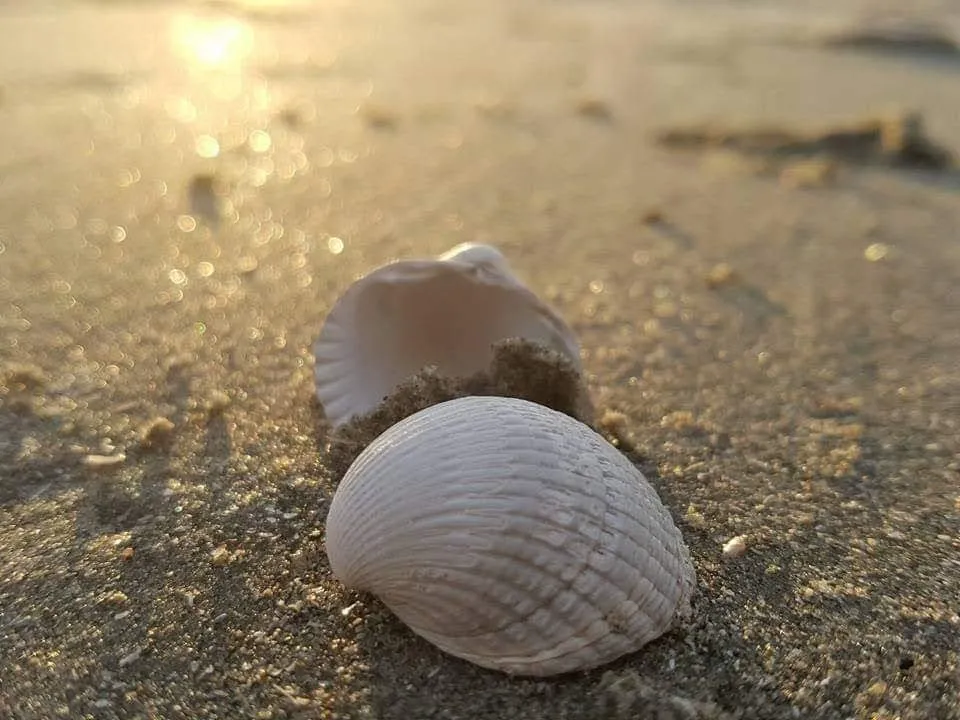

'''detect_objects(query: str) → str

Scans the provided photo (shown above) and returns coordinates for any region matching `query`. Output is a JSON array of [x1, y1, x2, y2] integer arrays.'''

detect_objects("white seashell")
[[313, 244, 581, 428], [324, 396, 696, 677]]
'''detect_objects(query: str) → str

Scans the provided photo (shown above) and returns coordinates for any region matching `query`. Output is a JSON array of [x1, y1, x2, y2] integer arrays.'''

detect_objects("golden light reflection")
[[172, 14, 252, 70], [195, 134, 221, 158], [327, 236, 345, 255]]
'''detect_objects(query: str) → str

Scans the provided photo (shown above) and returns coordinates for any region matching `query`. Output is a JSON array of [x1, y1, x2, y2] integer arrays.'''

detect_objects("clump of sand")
[[657, 111, 954, 170], [822, 23, 960, 58], [324, 338, 593, 479]]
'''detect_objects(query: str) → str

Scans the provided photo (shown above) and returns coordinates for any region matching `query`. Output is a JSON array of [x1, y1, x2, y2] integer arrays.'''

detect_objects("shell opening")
[[315, 260, 581, 426]]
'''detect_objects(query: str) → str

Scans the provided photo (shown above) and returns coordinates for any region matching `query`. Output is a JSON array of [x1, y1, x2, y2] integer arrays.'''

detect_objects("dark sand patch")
[[575, 96, 615, 122], [657, 112, 954, 171], [822, 24, 960, 60], [187, 174, 226, 227], [324, 338, 593, 480], [359, 103, 401, 130]]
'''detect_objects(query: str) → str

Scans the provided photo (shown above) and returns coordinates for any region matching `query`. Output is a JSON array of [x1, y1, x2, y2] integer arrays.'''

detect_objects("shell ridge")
[[341, 514, 679, 616], [334, 458, 668, 570], [336, 490, 679, 611], [332, 400, 687, 616], [592, 458, 688, 592], [324, 396, 696, 676], [420, 563, 672, 649], [376, 518, 682, 646], [335, 503, 623, 654], [564, 449, 686, 608]]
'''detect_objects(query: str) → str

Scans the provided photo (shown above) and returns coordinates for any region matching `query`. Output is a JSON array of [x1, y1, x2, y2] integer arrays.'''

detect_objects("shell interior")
[[314, 245, 581, 427]]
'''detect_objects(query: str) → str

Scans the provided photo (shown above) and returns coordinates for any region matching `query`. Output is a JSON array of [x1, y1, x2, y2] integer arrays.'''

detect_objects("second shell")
[[324, 396, 696, 677], [312, 243, 581, 428]]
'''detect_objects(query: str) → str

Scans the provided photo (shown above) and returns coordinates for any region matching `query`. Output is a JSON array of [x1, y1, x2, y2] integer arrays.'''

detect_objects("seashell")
[[324, 396, 696, 677], [313, 243, 581, 428]]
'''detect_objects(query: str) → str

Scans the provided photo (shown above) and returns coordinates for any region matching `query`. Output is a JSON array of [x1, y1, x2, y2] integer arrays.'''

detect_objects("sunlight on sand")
[[171, 14, 253, 70]]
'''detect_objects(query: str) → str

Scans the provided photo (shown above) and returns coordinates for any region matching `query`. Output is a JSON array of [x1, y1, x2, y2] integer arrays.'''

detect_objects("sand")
[[324, 338, 593, 479], [1, 0, 959, 718]]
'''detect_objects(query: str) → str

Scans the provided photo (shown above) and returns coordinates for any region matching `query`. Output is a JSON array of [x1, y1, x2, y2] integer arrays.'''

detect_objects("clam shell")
[[324, 396, 696, 677], [313, 244, 581, 428]]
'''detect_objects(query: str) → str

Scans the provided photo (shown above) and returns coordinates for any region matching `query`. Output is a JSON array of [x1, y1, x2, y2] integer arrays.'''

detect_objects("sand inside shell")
[[323, 338, 594, 479]]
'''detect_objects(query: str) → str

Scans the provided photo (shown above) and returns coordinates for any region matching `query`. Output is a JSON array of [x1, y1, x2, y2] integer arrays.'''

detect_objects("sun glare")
[[172, 14, 252, 70]]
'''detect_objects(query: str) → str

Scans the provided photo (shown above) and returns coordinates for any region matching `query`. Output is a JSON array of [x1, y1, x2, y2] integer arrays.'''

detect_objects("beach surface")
[[1, 0, 959, 718]]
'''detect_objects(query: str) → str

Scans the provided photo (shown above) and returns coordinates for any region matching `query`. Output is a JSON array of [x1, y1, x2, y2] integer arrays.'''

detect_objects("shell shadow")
[[0, 406, 77, 509], [337, 524, 795, 720], [318, 414, 795, 719]]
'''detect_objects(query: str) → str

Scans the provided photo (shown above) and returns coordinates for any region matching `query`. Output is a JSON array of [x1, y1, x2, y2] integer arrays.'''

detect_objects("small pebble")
[[856, 680, 888, 711], [2, 364, 46, 390], [641, 208, 664, 224], [139, 417, 175, 449], [83, 453, 126, 468], [598, 410, 633, 450], [575, 96, 613, 121], [118, 647, 142, 668], [661, 410, 697, 431], [705, 263, 738, 289], [211, 546, 232, 566], [102, 591, 128, 606], [864, 243, 890, 262], [598, 410, 628, 435], [722, 535, 748, 558], [684, 505, 707, 528], [207, 391, 231, 416], [120, 546, 135, 562]]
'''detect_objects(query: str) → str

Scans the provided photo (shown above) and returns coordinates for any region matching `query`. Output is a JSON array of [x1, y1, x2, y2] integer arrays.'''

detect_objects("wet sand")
[[1, 1, 959, 718]]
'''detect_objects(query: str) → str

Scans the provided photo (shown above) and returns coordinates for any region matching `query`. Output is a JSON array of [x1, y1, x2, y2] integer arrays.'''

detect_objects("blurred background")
[[1, 0, 959, 385]]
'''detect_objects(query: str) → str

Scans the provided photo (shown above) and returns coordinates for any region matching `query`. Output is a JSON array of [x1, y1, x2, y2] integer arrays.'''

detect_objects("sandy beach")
[[1, 0, 959, 718]]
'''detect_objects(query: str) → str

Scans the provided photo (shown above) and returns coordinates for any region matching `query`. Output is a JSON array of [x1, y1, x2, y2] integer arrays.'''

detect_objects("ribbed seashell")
[[324, 396, 696, 677], [313, 244, 581, 428]]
